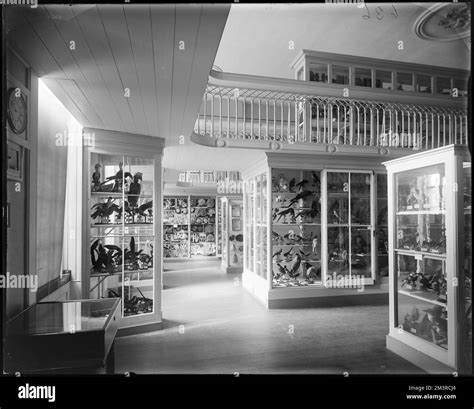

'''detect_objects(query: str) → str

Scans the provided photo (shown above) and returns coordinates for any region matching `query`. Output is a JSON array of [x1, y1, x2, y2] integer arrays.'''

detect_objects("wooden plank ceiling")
[[4, 4, 230, 145]]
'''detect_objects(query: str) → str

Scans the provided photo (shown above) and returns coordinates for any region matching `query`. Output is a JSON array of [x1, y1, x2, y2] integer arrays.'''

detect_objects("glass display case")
[[384, 144, 471, 372], [220, 197, 244, 273], [83, 129, 164, 333], [217, 198, 223, 257], [376, 174, 389, 279], [243, 171, 268, 280], [324, 171, 374, 283], [89, 154, 154, 317], [292, 50, 468, 100], [163, 196, 189, 258], [190, 196, 217, 257], [242, 153, 391, 307], [271, 169, 322, 287]]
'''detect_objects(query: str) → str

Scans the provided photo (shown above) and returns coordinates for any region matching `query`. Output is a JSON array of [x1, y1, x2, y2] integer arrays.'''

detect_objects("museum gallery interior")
[[2, 3, 472, 375]]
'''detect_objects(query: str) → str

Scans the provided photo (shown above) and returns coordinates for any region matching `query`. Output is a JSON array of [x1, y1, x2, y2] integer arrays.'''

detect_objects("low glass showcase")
[[384, 145, 471, 373]]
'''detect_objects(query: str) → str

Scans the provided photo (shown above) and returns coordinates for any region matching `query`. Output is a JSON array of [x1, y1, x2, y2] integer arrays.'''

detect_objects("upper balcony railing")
[[193, 71, 468, 151]]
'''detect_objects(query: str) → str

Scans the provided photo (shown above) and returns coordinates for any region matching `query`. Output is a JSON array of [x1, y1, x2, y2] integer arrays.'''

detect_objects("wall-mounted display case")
[[220, 197, 244, 273], [242, 152, 397, 308], [163, 195, 217, 259], [384, 144, 471, 373], [291, 50, 469, 98], [83, 128, 164, 334]]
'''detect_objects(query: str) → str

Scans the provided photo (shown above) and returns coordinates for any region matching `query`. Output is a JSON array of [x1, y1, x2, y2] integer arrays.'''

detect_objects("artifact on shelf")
[[90, 239, 122, 274], [99, 161, 132, 193], [304, 262, 321, 283], [92, 163, 102, 192], [406, 180, 421, 210], [423, 306, 448, 346], [127, 172, 143, 207], [278, 174, 289, 192], [108, 286, 152, 316], [124, 237, 143, 271], [403, 306, 420, 334], [90, 197, 121, 224], [274, 207, 296, 224]]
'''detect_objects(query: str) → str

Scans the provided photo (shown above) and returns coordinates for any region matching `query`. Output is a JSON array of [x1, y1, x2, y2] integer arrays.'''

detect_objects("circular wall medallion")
[[327, 145, 337, 153], [413, 3, 470, 42], [216, 138, 227, 148], [379, 147, 389, 155], [270, 141, 281, 150]]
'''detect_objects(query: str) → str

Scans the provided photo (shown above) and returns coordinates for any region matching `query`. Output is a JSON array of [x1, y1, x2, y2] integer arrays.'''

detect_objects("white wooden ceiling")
[[4, 4, 230, 151]]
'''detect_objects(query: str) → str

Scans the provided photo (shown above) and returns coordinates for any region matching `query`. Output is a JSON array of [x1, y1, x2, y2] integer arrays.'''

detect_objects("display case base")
[[117, 320, 163, 337], [386, 334, 454, 374], [268, 292, 388, 309], [221, 264, 243, 274]]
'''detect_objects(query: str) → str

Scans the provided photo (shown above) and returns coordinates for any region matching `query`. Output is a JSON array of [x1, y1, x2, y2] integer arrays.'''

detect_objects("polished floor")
[[115, 260, 424, 374]]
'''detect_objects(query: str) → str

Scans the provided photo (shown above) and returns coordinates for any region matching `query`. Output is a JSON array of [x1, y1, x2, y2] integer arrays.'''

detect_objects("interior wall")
[[5, 46, 38, 318], [36, 80, 82, 293]]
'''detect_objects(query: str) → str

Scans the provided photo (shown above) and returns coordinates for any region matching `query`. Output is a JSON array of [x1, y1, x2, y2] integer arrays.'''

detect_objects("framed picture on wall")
[[232, 218, 241, 231], [7, 143, 22, 181], [231, 205, 241, 217]]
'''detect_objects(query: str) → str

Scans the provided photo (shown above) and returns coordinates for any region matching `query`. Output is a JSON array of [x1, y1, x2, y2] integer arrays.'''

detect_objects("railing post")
[[243, 98, 246, 139], [465, 115, 469, 146], [273, 100, 276, 141], [287, 101, 291, 142], [235, 95, 238, 138], [203, 92, 207, 135], [227, 96, 230, 139], [316, 103, 320, 144], [211, 94, 214, 138], [328, 103, 332, 143], [251, 99, 254, 139], [280, 101, 283, 141], [265, 100, 269, 141], [218, 95, 222, 139]]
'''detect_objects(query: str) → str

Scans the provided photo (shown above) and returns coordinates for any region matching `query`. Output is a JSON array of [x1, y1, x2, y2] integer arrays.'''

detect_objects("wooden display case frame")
[[82, 127, 164, 335], [242, 151, 407, 308], [383, 144, 471, 373]]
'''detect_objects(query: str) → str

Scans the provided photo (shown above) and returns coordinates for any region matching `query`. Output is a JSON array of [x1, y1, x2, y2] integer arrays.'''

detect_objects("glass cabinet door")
[[228, 200, 244, 269], [394, 163, 448, 349], [376, 174, 389, 279], [89, 153, 155, 319], [326, 171, 373, 282], [163, 196, 189, 258], [244, 179, 255, 271], [222, 200, 228, 264], [190, 196, 216, 257], [461, 162, 472, 372], [271, 169, 322, 287]]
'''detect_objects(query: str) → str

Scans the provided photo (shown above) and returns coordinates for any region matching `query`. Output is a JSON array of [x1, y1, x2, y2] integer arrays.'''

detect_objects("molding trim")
[[208, 70, 468, 108]]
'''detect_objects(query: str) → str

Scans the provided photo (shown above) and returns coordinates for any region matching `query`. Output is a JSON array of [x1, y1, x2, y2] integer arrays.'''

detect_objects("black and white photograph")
[[0, 2, 472, 408]]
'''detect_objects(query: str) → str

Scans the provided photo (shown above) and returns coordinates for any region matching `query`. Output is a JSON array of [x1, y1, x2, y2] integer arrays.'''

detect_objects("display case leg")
[[105, 341, 115, 374]]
